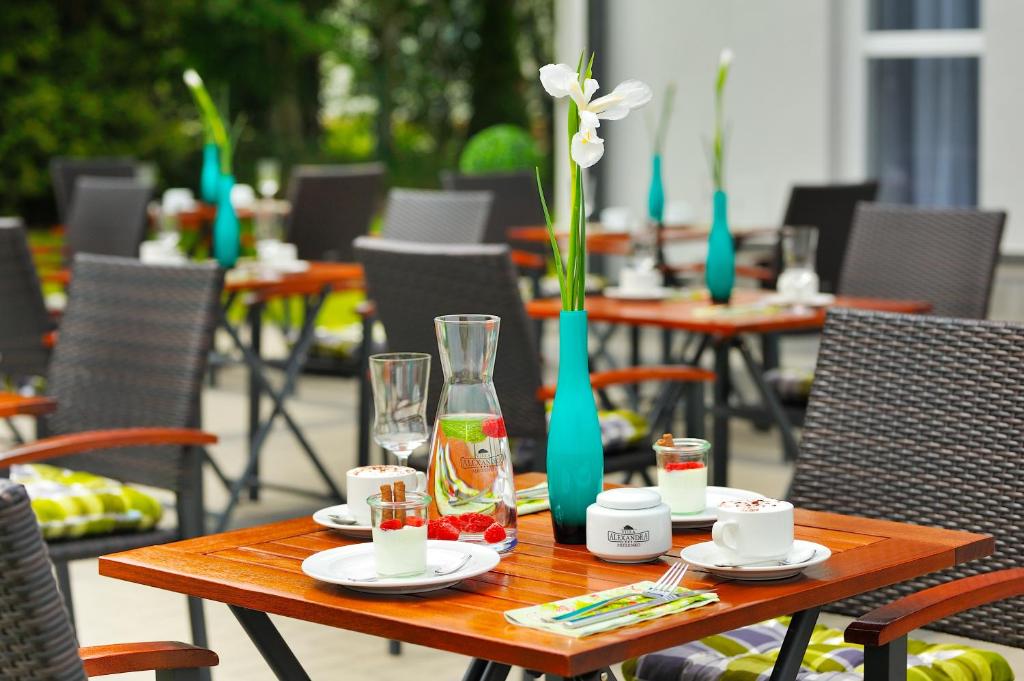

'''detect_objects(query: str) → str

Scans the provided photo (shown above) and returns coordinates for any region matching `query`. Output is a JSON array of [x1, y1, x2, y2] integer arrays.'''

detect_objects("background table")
[[508, 224, 776, 256], [0, 393, 56, 419], [100, 473, 991, 681], [526, 291, 932, 486]]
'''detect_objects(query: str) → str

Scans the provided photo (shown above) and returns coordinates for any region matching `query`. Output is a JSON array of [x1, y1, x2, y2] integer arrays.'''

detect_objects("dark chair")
[[381, 189, 493, 244], [0, 479, 218, 680], [284, 163, 385, 262], [354, 237, 713, 477], [771, 181, 879, 293], [837, 203, 1006, 318], [49, 157, 137, 225], [632, 308, 1023, 679], [65, 177, 152, 259], [0, 219, 52, 382], [767, 203, 1007, 420], [0, 255, 222, 651], [441, 171, 544, 245]]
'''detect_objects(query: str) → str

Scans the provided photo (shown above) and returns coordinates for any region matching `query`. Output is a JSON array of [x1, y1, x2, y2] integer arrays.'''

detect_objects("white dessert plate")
[[603, 286, 674, 301], [680, 540, 831, 581], [761, 292, 836, 308], [302, 540, 501, 594], [312, 504, 371, 539], [642, 486, 764, 529]]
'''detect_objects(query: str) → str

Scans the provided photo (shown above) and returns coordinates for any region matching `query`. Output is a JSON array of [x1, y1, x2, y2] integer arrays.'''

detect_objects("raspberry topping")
[[379, 518, 403, 531], [483, 523, 507, 544], [665, 461, 705, 471], [455, 512, 493, 533], [481, 417, 507, 438], [405, 516, 425, 527], [427, 519, 460, 541]]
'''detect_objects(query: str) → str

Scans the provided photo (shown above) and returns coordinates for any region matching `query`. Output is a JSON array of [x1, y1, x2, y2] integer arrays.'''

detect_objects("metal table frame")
[[228, 604, 822, 681]]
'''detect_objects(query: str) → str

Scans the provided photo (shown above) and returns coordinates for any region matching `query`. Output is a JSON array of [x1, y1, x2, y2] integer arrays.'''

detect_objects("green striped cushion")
[[11, 464, 164, 540], [624, 618, 1014, 681]]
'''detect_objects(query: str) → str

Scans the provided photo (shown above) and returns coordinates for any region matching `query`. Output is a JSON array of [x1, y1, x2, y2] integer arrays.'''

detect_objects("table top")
[[100, 473, 991, 677], [525, 289, 932, 337], [508, 224, 776, 256], [0, 393, 57, 419], [223, 261, 364, 298], [166, 200, 292, 229]]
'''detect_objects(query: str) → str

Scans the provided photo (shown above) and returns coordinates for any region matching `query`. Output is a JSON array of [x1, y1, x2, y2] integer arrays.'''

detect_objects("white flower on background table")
[[539, 63, 652, 168]]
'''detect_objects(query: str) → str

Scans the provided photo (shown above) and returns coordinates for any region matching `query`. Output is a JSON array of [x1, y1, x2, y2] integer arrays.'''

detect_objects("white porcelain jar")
[[586, 488, 672, 563]]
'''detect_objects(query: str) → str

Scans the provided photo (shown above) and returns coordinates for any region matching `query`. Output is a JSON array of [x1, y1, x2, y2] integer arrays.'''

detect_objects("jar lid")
[[596, 488, 663, 510]]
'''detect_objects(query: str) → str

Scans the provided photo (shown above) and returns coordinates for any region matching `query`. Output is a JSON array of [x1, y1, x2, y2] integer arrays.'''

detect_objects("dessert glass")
[[654, 438, 710, 515], [368, 491, 430, 577]]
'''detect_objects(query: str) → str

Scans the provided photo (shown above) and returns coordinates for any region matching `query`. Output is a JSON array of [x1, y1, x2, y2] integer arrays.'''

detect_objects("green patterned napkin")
[[505, 580, 719, 638], [516, 482, 549, 515]]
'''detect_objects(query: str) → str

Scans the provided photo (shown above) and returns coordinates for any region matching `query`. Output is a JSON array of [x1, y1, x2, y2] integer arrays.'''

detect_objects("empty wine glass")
[[776, 225, 820, 304], [369, 353, 431, 467]]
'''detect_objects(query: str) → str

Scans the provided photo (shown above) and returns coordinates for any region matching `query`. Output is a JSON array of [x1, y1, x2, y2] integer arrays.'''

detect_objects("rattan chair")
[[354, 238, 712, 476], [767, 203, 1007, 421], [0, 479, 218, 680], [64, 178, 151, 260], [0, 255, 222, 651], [284, 163, 385, 262], [0, 219, 52, 382], [440, 171, 544, 245], [49, 157, 137, 225], [633, 308, 1024, 679], [380, 189, 493, 244]]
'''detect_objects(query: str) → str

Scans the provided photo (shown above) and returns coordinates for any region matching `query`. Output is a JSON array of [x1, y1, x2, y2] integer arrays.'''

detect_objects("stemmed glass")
[[369, 353, 431, 467]]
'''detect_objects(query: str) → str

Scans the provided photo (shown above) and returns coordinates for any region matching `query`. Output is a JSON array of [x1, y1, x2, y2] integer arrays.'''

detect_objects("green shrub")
[[458, 124, 540, 175]]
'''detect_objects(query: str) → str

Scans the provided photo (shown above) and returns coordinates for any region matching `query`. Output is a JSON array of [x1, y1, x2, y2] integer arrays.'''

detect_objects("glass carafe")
[[426, 314, 517, 552], [776, 225, 820, 303]]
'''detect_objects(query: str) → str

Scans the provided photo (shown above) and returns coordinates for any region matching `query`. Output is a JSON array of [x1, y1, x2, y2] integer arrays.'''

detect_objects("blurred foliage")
[[0, 0, 552, 222], [459, 125, 540, 175]]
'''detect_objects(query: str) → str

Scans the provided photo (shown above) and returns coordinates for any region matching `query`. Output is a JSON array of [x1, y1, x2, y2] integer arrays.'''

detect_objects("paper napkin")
[[505, 580, 719, 638], [515, 482, 550, 515]]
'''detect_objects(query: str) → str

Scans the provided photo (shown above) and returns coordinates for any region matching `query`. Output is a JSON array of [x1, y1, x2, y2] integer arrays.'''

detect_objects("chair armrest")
[[80, 641, 218, 676], [511, 249, 547, 271], [536, 365, 715, 401], [0, 428, 218, 467], [845, 567, 1024, 647]]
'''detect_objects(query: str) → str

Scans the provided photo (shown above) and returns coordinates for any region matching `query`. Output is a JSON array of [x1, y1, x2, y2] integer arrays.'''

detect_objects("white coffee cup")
[[346, 465, 426, 525], [620, 266, 662, 292], [256, 239, 297, 265], [711, 498, 794, 560]]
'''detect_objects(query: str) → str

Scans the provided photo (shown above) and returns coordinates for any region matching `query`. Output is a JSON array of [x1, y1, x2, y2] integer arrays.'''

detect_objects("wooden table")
[[100, 473, 992, 681], [214, 262, 364, 531], [508, 224, 777, 256], [525, 290, 932, 486]]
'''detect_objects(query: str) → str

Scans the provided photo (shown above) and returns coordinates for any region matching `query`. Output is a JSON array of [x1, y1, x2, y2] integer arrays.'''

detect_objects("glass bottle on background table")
[[427, 315, 517, 552]]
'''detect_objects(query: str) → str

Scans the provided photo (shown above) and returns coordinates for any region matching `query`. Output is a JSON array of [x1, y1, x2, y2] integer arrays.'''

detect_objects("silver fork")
[[552, 562, 689, 624]]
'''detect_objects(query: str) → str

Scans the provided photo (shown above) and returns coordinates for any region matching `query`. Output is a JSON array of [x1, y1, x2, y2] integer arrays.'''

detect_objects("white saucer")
[[604, 286, 674, 301], [761, 292, 836, 308], [642, 486, 764, 529], [301, 540, 501, 594], [312, 504, 371, 539], [680, 540, 831, 581]]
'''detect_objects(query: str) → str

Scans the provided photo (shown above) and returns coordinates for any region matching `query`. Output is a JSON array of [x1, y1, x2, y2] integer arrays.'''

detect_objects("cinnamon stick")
[[379, 483, 394, 522], [657, 432, 674, 447], [394, 480, 407, 523]]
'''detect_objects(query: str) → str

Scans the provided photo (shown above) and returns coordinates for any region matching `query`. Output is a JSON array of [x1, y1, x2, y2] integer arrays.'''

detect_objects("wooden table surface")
[[223, 261, 364, 298], [508, 224, 777, 256], [100, 473, 991, 677], [0, 393, 57, 419], [525, 289, 932, 337]]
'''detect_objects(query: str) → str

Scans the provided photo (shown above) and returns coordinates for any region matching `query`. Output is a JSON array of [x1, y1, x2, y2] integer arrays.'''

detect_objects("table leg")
[[247, 300, 263, 501], [629, 326, 641, 410], [462, 659, 512, 681], [228, 606, 312, 681], [767, 607, 820, 681], [711, 339, 732, 487], [863, 636, 907, 681], [546, 668, 618, 681], [735, 337, 800, 462], [357, 309, 374, 468]]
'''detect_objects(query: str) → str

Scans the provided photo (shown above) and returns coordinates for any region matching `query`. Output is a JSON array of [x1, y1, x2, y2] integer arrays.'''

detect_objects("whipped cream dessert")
[[372, 520, 427, 577], [657, 461, 706, 515]]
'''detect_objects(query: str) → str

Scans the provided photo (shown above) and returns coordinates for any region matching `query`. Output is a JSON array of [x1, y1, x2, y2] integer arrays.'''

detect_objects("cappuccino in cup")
[[712, 498, 794, 560]]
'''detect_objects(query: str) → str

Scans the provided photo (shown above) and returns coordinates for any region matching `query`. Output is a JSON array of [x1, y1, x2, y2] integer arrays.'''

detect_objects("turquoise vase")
[[212, 173, 240, 268], [705, 189, 735, 304], [546, 310, 604, 545], [647, 153, 665, 223], [200, 144, 220, 204]]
